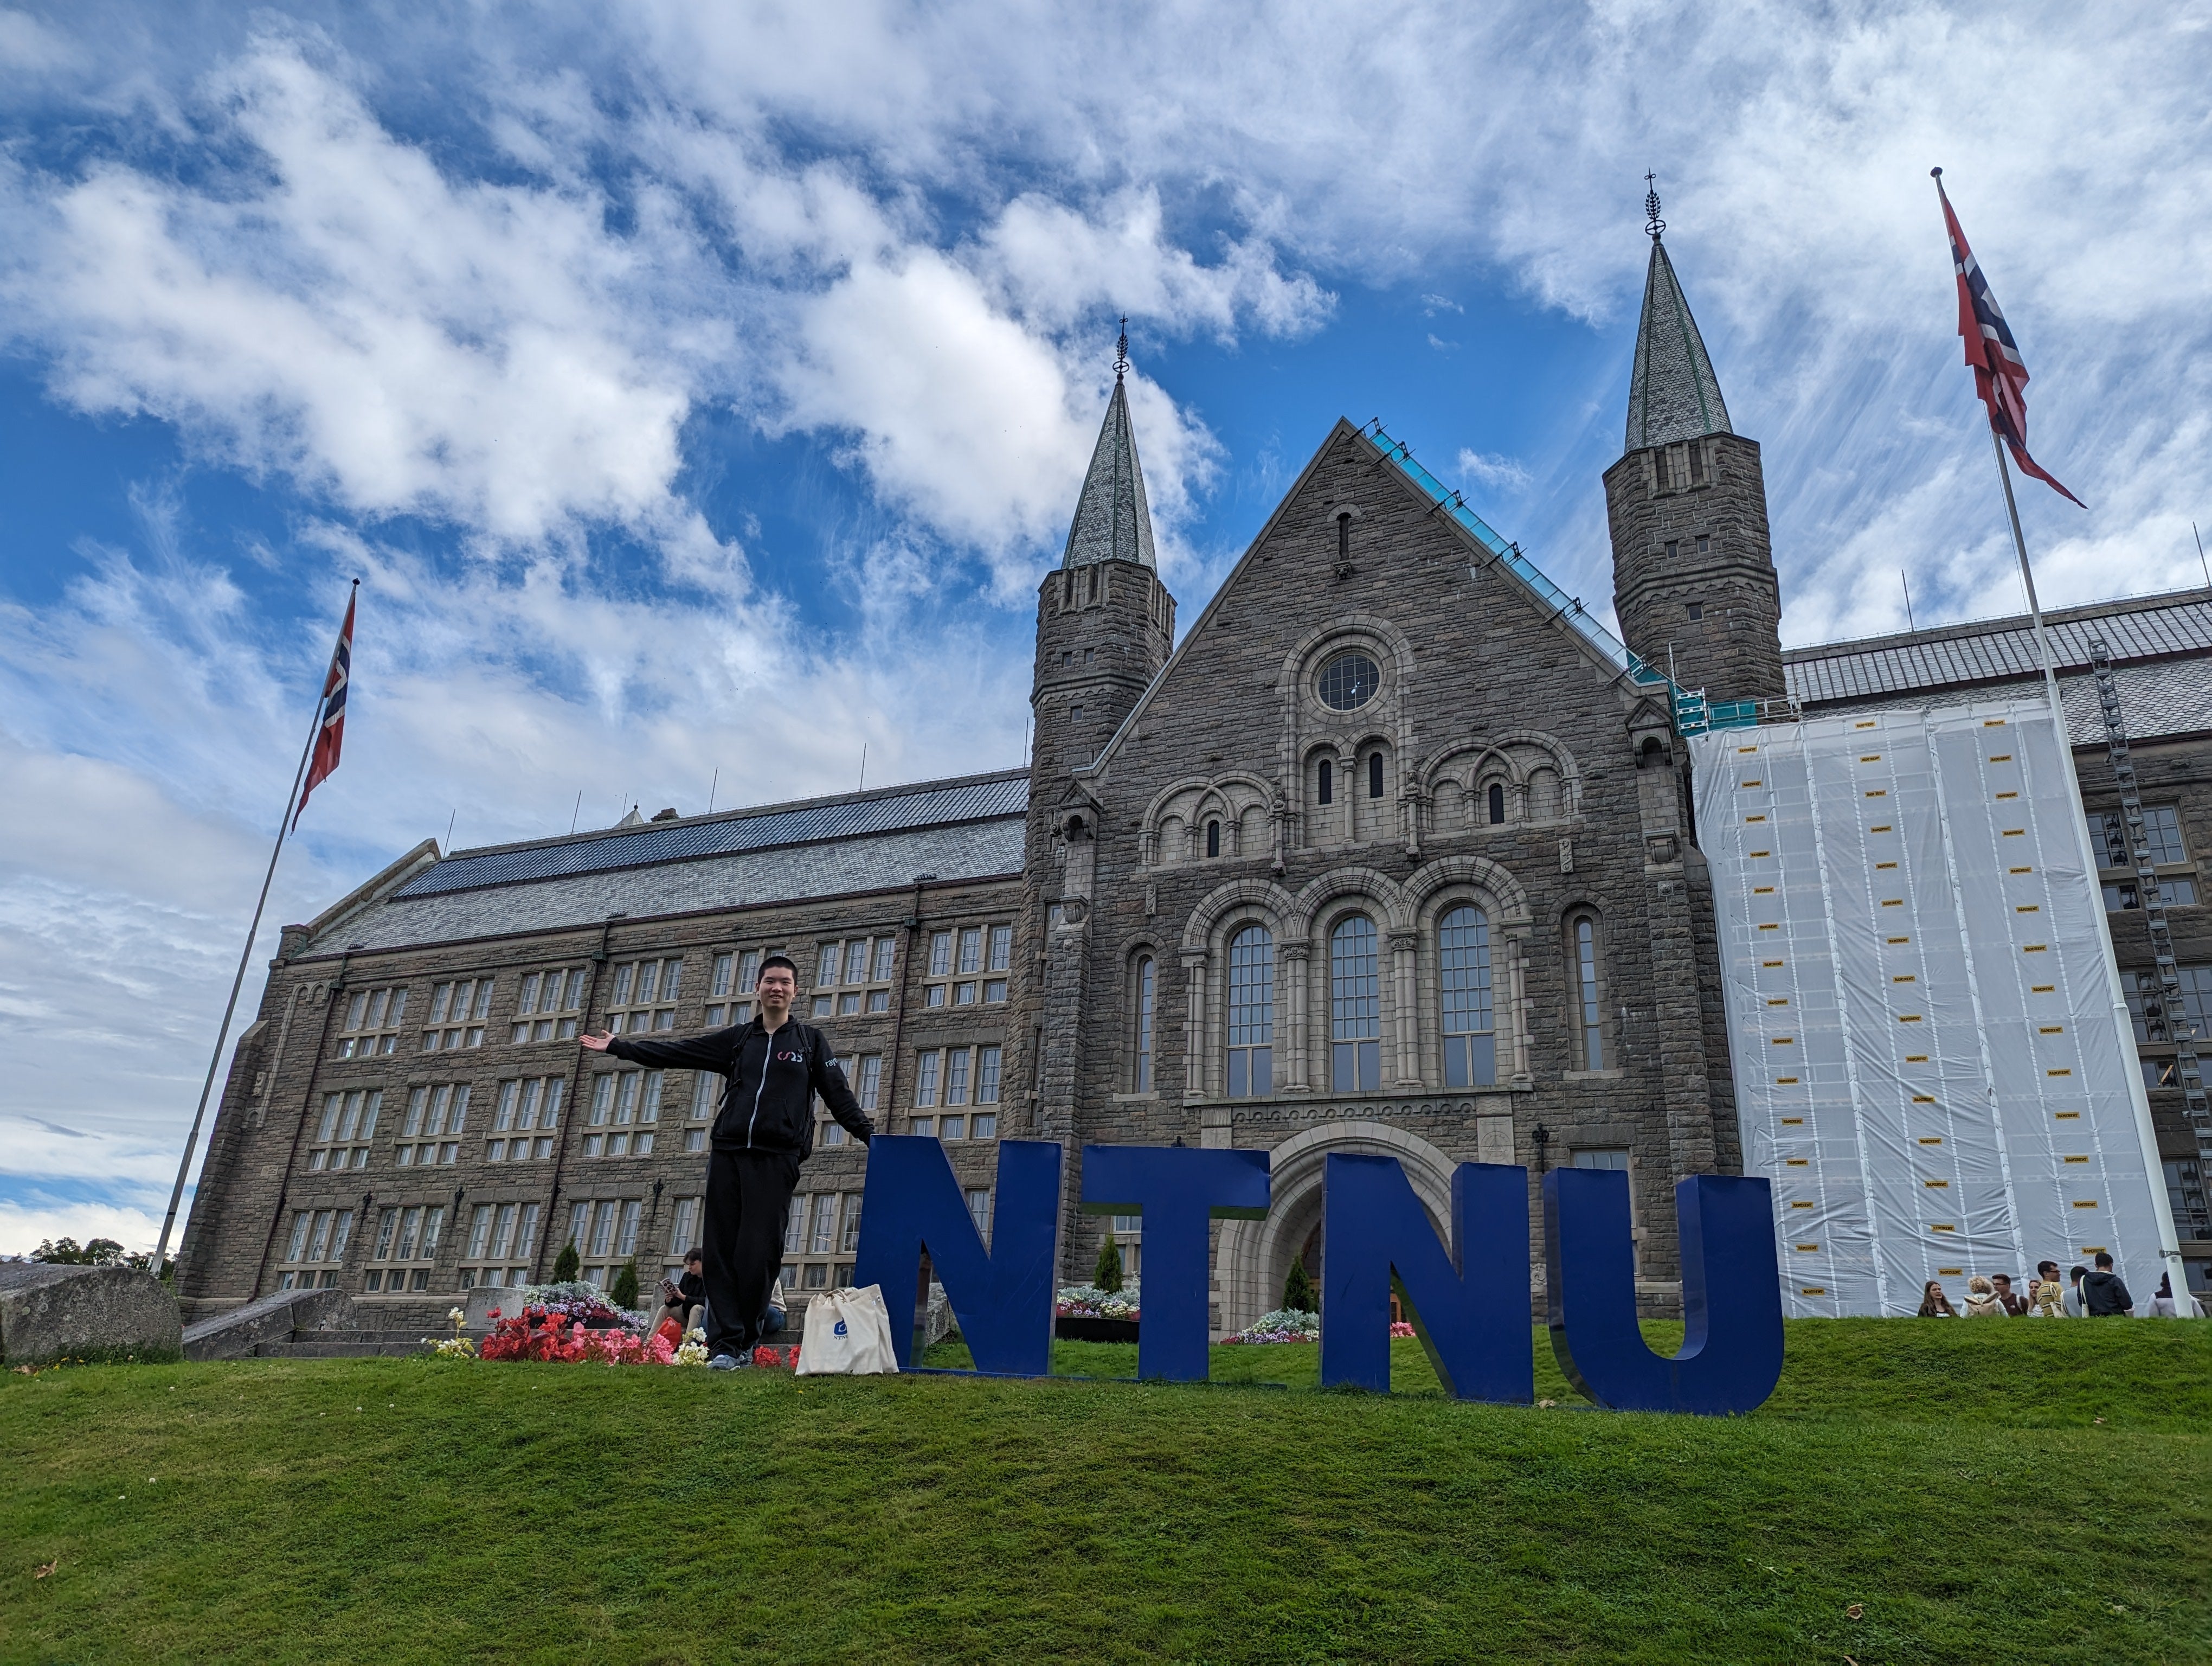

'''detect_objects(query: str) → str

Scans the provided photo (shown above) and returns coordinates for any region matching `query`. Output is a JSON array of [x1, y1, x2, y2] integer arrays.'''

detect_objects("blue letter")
[[852, 1137, 1062, 1375], [1081, 1144, 1270, 1381], [1319, 1155, 1533, 1402], [1543, 1169, 1783, 1416]]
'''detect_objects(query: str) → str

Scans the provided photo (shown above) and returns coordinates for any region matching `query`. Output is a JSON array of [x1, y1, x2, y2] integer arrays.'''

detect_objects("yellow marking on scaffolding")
[[1983, 719, 2007, 726], [1876, 861, 1898, 869], [2080, 1246, 2107, 1255], [1795, 1245, 1818, 1253], [2024, 944, 2047, 952], [1872, 824, 1893, 832], [2016, 904, 2040, 913], [1786, 1158, 1809, 1166], [1766, 997, 1789, 1005], [1894, 975, 1916, 982], [1754, 885, 1775, 894], [1791, 1201, 1815, 1209], [1882, 898, 1904, 907], [2003, 828, 2025, 836], [1772, 1037, 1795, 1045], [1990, 753, 2012, 761], [1738, 745, 1758, 752], [1855, 721, 1877, 729], [1780, 1117, 1805, 1125], [2063, 1155, 2089, 1164], [1931, 1223, 1956, 1232], [1750, 848, 1771, 857], [1746, 814, 1767, 822], [1866, 789, 1887, 797], [1905, 1055, 1928, 1062], [1801, 1285, 1827, 1295], [1924, 1179, 1950, 1188], [2071, 1200, 2098, 1209], [1996, 791, 2019, 799], [2009, 866, 2033, 874], [1763, 959, 1784, 967], [2032, 984, 2054, 992], [1899, 1014, 1924, 1023], [1887, 935, 1909, 943], [1740, 778, 1763, 787], [2055, 1111, 2080, 1120], [2039, 1026, 2063, 1034], [2048, 1068, 2072, 1077], [1860, 754, 1881, 762], [1776, 1076, 1800, 1085], [1759, 922, 1780, 931]]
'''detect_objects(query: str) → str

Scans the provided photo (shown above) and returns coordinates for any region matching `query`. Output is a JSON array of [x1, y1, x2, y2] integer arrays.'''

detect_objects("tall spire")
[[1623, 197, 1733, 455], [1061, 329, 1157, 569]]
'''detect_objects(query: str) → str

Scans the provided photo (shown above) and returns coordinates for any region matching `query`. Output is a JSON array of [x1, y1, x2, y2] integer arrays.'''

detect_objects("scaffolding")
[[1694, 701, 2175, 1316]]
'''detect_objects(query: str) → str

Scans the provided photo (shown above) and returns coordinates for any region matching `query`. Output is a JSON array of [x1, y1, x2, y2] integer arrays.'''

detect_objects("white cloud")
[[0, 1199, 165, 1260], [1456, 448, 1532, 494]]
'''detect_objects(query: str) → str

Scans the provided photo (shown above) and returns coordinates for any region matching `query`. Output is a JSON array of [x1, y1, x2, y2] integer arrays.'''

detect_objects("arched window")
[[1131, 956, 1156, 1093], [1367, 751, 1385, 799], [1206, 819, 1221, 858], [1570, 914, 1605, 1069], [1317, 759, 1333, 805], [1329, 915, 1381, 1093], [1226, 926, 1275, 1098], [1487, 782, 1506, 824], [1438, 906, 1495, 1088]]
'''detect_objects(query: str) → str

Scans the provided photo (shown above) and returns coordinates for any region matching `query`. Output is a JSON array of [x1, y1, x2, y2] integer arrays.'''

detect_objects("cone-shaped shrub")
[[553, 1240, 581, 1283], [1093, 1227, 1123, 1293]]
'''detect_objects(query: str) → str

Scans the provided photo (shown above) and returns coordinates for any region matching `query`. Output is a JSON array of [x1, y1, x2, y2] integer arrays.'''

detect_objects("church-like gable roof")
[[1061, 377, 1158, 569], [1625, 236, 1734, 453]]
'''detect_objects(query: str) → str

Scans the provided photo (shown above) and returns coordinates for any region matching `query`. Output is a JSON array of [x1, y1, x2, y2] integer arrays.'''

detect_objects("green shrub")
[[610, 1258, 640, 1312], [1282, 1257, 1316, 1313], [1092, 1227, 1123, 1293], [552, 1241, 581, 1283]]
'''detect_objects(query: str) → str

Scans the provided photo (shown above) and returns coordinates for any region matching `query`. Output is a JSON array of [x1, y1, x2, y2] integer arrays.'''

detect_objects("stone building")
[[175, 223, 2212, 1328]]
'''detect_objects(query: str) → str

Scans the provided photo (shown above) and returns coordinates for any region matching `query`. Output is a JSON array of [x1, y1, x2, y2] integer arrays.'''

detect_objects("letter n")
[[852, 1137, 1061, 1375], [1319, 1154, 1532, 1402]]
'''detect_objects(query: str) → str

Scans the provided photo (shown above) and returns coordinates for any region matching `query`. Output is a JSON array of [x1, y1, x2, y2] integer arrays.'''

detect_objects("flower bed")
[[1056, 1283, 1140, 1321], [504, 1281, 648, 1329], [1223, 1308, 1320, 1344], [476, 1306, 674, 1364]]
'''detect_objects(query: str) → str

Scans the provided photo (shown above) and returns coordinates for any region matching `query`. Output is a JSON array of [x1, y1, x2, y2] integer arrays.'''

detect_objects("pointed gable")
[[1625, 238, 1734, 453], [1062, 379, 1157, 569]]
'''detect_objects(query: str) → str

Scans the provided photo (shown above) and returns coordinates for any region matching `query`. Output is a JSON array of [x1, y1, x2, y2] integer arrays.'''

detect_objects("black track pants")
[[702, 1145, 802, 1359]]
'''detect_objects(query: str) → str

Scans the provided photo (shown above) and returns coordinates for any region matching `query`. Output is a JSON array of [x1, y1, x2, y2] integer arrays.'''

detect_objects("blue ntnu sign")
[[851, 1139, 1784, 1415]]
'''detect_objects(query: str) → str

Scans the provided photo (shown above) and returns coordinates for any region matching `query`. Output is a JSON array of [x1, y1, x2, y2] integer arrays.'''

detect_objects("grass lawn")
[[3, 1320, 2208, 1664]]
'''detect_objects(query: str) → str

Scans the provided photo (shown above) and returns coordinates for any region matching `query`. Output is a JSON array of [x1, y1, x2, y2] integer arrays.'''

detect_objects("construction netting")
[[1693, 700, 2171, 1317]]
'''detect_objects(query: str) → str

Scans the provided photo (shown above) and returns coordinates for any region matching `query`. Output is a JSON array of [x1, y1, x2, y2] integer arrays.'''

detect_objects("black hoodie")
[[607, 1018, 872, 1156], [2081, 1269, 2133, 1316]]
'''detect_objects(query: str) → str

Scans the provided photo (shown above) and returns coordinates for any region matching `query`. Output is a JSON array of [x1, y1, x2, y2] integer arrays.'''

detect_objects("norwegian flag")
[[293, 587, 355, 829], [1935, 171, 2084, 507]]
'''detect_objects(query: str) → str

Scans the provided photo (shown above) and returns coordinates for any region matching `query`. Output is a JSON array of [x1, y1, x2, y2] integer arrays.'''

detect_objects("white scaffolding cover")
[[1694, 702, 2171, 1317]]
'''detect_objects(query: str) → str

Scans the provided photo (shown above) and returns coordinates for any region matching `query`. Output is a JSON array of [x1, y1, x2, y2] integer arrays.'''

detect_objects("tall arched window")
[[1226, 926, 1275, 1098], [1570, 914, 1605, 1069], [1131, 956, 1156, 1093], [1439, 906, 1496, 1087], [1487, 783, 1506, 824], [1317, 759, 1333, 805], [1206, 819, 1221, 858], [1329, 915, 1381, 1093], [1367, 751, 1385, 799]]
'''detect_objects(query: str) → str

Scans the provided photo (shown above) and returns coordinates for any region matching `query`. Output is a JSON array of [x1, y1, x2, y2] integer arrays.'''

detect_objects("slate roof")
[[1062, 377, 1157, 568], [307, 772, 1030, 954], [1625, 237, 1734, 453], [1785, 589, 2212, 745]]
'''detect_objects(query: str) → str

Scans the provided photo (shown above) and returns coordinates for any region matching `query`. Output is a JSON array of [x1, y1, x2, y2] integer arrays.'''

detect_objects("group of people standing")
[[1917, 1252, 2201, 1318]]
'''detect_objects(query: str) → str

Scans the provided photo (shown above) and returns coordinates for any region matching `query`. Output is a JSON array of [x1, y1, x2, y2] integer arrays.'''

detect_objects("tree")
[[1092, 1226, 1123, 1293], [610, 1257, 641, 1312], [1282, 1255, 1316, 1314], [552, 1240, 581, 1283]]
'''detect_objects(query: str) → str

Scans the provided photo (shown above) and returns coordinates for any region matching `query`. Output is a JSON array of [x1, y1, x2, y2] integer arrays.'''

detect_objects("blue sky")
[[3, 2, 2209, 1254]]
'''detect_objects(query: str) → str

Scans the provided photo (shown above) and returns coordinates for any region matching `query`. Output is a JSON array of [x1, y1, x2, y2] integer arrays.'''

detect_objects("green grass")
[[4, 1321, 2208, 1664]]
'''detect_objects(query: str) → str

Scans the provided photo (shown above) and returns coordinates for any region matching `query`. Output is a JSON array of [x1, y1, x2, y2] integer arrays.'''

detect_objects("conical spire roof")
[[1624, 236, 1734, 454], [1061, 377, 1157, 569]]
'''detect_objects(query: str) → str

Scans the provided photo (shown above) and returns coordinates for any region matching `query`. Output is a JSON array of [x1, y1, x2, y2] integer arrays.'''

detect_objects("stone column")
[[1181, 948, 1210, 1103], [1282, 938, 1312, 1093], [1389, 928, 1422, 1086], [1505, 928, 1533, 1087], [1338, 747, 1357, 845]]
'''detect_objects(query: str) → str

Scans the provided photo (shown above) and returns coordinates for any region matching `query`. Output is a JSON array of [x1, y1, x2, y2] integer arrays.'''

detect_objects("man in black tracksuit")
[[581, 953, 872, 1366]]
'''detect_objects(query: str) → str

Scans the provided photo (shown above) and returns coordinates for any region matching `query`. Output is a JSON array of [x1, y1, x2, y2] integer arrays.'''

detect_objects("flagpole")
[[1991, 431, 2066, 725], [147, 580, 355, 1284]]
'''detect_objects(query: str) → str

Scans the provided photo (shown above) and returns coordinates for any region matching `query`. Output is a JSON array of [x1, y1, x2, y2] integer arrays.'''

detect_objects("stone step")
[[255, 1338, 429, 1358]]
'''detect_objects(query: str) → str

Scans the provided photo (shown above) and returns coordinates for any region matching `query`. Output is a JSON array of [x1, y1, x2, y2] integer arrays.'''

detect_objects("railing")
[[1366, 422, 1774, 736]]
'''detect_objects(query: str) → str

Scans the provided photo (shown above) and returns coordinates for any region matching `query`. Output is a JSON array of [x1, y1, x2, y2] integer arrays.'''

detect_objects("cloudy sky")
[[3, 2, 2207, 1255]]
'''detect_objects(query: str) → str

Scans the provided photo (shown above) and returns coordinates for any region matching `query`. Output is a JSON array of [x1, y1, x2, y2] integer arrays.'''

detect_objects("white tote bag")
[[795, 1284, 900, 1376]]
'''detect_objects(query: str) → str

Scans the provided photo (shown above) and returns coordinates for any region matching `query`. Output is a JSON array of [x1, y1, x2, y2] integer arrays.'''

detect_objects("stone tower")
[[1605, 213, 1785, 707], [1020, 348, 1175, 1143]]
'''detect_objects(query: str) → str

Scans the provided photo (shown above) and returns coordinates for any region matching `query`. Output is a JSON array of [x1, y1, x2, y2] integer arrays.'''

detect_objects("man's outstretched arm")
[[580, 1027, 738, 1073], [812, 1041, 873, 1144]]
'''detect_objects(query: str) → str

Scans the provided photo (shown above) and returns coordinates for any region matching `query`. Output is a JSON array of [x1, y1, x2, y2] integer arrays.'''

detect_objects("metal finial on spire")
[[1644, 171, 1665, 241], [1114, 315, 1129, 382]]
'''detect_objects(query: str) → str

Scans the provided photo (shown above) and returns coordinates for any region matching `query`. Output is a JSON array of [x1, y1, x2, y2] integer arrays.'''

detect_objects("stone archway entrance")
[[1212, 1121, 1460, 1338]]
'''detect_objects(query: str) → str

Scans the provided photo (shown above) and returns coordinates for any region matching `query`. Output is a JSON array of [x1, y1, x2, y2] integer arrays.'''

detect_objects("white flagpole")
[[147, 581, 355, 1284]]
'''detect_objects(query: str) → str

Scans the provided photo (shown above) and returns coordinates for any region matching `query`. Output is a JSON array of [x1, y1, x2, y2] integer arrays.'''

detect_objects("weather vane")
[[1644, 171, 1665, 241], [1114, 315, 1129, 382]]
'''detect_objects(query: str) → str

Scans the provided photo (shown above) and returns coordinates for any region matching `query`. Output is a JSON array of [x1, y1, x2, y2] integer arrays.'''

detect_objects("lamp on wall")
[[1531, 1123, 1551, 1174]]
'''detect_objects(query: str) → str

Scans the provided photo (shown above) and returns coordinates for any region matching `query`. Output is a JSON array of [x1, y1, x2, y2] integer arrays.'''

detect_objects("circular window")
[[1317, 651, 1381, 712]]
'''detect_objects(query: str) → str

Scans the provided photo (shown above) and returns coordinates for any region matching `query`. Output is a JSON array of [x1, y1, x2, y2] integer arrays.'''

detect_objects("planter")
[[1055, 1316, 1139, 1343], [582, 1316, 628, 1331]]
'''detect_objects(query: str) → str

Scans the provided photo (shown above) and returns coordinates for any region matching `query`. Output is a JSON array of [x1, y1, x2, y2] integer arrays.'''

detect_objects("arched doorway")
[[1211, 1121, 1460, 1338]]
